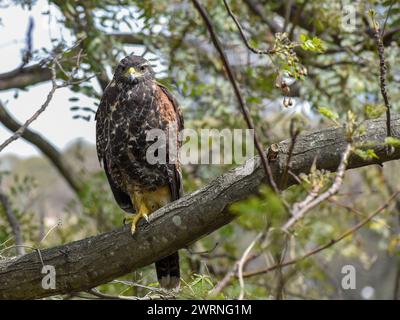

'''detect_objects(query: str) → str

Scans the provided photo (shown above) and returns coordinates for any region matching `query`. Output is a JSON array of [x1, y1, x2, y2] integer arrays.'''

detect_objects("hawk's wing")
[[95, 84, 135, 213], [157, 82, 184, 201], [154, 83, 183, 289]]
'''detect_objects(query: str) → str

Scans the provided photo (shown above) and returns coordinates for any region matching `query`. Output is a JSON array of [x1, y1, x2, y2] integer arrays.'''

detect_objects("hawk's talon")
[[131, 223, 137, 235], [124, 210, 150, 235], [123, 214, 133, 226]]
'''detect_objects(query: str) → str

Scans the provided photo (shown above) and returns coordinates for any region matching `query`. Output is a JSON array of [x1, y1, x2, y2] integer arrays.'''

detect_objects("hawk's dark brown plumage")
[[95, 55, 183, 289]]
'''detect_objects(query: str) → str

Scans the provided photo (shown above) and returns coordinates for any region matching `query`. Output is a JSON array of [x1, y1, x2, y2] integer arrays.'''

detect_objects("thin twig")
[[381, 0, 395, 37], [20, 17, 34, 68], [288, 0, 308, 40], [40, 220, 62, 244], [372, 18, 392, 138], [0, 64, 58, 153], [185, 242, 219, 255], [0, 37, 88, 153], [110, 280, 176, 300], [222, 0, 275, 55], [282, 0, 293, 33], [244, 190, 400, 278], [0, 188, 25, 256], [0, 244, 37, 257], [87, 288, 140, 300], [210, 253, 258, 297], [191, 0, 279, 192], [210, 267, 236, 296], [211, 228, 266, 298], [238, 232, 264, 300], [329, 198, 391, 231], [112, 279, 166, 295], [0, 52, 94, 153], [283, 144, 352, 231], [87, 288, 167, 300]]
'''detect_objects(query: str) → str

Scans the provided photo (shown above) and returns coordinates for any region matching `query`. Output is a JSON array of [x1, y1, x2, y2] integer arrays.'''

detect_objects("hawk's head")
[[113, 55, 155, 85]]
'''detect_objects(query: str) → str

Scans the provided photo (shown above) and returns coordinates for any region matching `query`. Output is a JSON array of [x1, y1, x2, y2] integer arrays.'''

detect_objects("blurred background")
[[0, 0, 400, 299]]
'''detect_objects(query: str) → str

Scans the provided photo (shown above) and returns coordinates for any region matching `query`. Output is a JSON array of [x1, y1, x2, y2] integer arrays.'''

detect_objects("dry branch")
[[243, 190, 400, 278], [0, 65, 52, 91], [0, 190, 25, 256], [0, 102, 83, 195], [283, 144, 352, 231], [0, 65, 59, 153], [0, 114, 399, 299], [372, 17, 392, 137], [191, 0, 278, 192]]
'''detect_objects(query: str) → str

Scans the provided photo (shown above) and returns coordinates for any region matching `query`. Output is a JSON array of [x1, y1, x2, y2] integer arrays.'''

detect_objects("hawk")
[[95, 55, 183, 289]]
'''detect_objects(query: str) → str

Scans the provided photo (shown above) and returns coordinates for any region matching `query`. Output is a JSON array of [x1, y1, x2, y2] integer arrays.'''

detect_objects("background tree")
[[0, 0, 400, 300]]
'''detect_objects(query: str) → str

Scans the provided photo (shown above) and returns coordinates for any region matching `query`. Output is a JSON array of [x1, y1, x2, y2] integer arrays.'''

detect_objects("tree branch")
[[0, 114, 399, 299], [0, 64, 52, 91], [0, 33, 142, 92], [0, 190, 25, 256], [243, 190, 400, 278], [223, 0, 274, 55], [243, 0, 280, 34], [0, 64, 59, 153], [191, 0, 279, 192], [283, 144, 352, 231], [372, 15, 392, 137], [0, 102, 83, 195]]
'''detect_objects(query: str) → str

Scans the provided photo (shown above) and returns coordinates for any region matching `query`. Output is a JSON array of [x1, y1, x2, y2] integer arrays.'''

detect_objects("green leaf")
[[385, 137, 400, 147], [317, 107, 340, 125], [354, 148, 379, 160], [364, 104, 387, 119], [300, 34, 326, 53], [366, 149, 379, 159]]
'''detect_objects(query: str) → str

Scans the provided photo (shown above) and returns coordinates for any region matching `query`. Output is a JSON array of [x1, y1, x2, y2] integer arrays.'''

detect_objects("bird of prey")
[[95, 55, 183, 289]]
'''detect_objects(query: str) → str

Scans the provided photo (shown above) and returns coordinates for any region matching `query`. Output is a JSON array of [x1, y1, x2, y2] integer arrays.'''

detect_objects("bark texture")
[[0, 114, 399, 299]]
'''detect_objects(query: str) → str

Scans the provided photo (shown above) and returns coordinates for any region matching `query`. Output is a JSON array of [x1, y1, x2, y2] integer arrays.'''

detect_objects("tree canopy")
[[0, 0, 400, 300]]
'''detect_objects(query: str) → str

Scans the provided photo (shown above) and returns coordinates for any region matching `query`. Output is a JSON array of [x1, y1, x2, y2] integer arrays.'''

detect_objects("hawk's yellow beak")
[[127, 67, 140, 83], [128, 67, 138, 75]]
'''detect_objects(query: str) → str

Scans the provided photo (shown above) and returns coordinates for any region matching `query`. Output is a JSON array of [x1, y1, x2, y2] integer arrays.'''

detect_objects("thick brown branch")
[[0, 115, 399, 299], [107, 33, 145, 45], [0, 34, 143, 92], [0, 65, 52, 91]]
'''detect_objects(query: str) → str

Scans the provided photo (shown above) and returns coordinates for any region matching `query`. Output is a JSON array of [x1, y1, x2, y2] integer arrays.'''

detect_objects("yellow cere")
[[128, 67, 137, 75]]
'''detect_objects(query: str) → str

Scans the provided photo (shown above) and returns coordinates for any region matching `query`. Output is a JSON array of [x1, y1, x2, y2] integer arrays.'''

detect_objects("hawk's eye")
[[140, 65, 146, 71]]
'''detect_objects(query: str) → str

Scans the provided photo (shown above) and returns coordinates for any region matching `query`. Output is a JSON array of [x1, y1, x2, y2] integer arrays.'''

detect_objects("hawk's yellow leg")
[[125, 202, 149, 234], [125, 186, 171, 235]]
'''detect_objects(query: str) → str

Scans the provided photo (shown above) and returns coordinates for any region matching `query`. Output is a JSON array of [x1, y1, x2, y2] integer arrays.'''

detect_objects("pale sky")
[[0, 1, 153, 158], [0, 1, 98, 157], [0, 1, 311, 159]]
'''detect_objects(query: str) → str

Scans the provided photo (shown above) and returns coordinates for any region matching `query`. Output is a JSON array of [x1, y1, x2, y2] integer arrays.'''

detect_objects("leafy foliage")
[[1, 0, 400, 300]]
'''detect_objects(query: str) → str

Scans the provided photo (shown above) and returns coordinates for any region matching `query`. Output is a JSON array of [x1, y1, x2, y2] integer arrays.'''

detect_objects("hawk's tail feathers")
[[155, 252, 180, 290]]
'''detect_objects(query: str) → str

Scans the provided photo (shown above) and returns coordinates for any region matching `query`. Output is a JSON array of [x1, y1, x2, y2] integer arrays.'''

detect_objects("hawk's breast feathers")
[[95, 55, 183, 289], [95, 75, 183, 212]]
